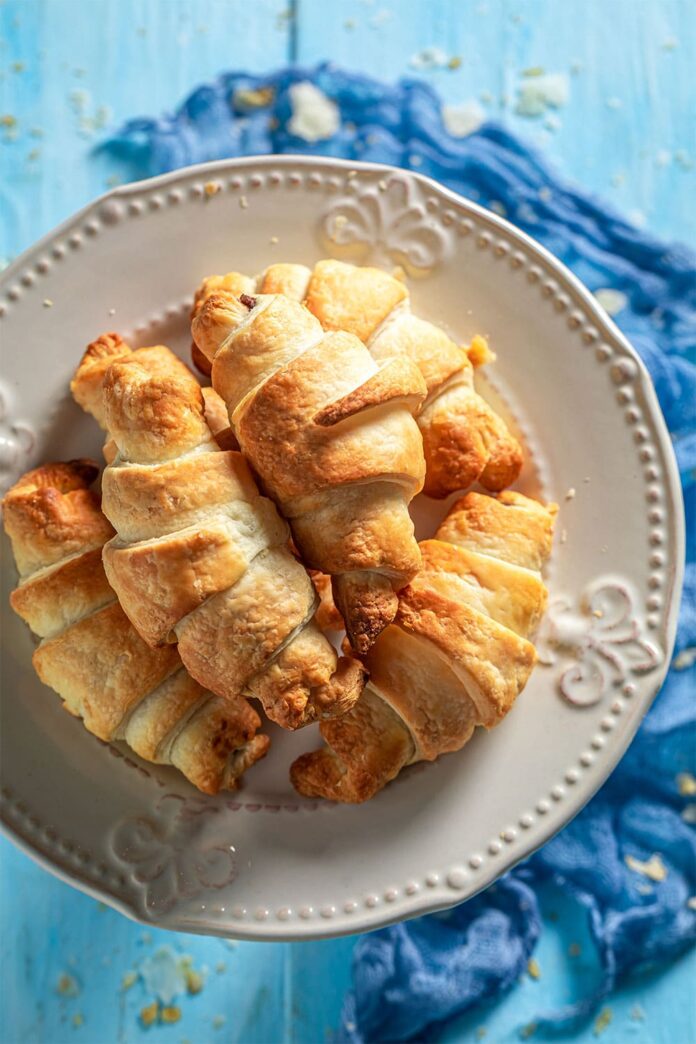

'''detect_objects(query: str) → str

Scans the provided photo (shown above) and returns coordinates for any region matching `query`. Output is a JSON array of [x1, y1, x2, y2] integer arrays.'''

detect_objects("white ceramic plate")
[[0, 157, 683, 940]]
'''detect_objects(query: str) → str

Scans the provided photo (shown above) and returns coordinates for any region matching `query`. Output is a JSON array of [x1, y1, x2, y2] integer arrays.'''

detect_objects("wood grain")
[[1, 1, 694, 1042]]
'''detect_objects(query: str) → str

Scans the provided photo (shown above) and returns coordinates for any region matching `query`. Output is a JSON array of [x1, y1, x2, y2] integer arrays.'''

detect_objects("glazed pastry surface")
[[192, 280, 427, 653], [3, 461, 269, 793], [192, 260, 522, 499], [71, 335, 364, 730], [291, 490, 557, 802]]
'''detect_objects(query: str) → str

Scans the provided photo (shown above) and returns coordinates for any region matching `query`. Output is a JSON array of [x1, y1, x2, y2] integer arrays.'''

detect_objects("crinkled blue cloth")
[[107, 65, 696, 1042]]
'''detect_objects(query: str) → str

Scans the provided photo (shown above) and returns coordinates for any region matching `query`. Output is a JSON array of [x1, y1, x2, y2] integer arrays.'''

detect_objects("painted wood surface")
[[1, 2, 694, 1042]]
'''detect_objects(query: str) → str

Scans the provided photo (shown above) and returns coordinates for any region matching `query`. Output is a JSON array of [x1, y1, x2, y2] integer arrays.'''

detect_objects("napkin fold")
[[107, 64, 696, 1041]]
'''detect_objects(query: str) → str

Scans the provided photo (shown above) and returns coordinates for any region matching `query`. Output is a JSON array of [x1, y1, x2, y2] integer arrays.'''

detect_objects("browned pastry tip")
[[190, 272, 256, 374], [420, 390, 524, 499], [191, 290, 252, 365], [2, 460, 114, 579], [309, 570, 344, 631], [332, 571, 400, 656], [70, 333, 133, 427], [5, 459, 270, 794], [290, 687, 414, 803], [291, 489, 557, 803]]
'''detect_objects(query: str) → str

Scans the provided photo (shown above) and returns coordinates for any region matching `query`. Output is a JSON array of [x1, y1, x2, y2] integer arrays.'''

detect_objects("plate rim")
[[0, 154, 685, 940]]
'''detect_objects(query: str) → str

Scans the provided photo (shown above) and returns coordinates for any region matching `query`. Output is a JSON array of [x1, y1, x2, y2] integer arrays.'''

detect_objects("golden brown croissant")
[[3, 460, 269, 794], [191, 283, 427, 654], [291, 490, 557, 803], [71, 335, 364, 730], [193, 261, 523, 499]]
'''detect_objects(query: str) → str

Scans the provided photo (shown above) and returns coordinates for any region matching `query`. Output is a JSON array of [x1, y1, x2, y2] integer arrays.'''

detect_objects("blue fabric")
[[107, 65, 696, 1042]]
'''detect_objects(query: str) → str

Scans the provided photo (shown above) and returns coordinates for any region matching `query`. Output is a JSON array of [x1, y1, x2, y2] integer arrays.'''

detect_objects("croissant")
[[71, 334, 364, 730], [3, 461, 269, 794], [193, 261, 523, 499], [191, 284, 428, 654], [291, 490, 558, 803]]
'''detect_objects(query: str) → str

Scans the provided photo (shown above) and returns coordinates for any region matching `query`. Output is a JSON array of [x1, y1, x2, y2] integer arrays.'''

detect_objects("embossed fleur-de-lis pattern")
[[538, 579, 663, 706], [110, 794, 237, 913], [321, 175, 451, 273]]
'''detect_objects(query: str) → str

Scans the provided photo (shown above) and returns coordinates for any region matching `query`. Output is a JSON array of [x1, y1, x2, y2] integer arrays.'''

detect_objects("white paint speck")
[[409, 46, 449, 70], [515, 73, 569, 117], [595, 288, 628, 316], [287, 82, 340, 142], [442, 99, 486, 137]]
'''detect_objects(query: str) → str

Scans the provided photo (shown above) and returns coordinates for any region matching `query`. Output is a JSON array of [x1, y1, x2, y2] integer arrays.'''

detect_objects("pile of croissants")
[[3, 260, 557, 802]]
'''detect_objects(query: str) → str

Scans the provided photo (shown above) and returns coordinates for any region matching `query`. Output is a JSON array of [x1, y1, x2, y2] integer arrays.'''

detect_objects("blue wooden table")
[[1, 2, 694, 1042]]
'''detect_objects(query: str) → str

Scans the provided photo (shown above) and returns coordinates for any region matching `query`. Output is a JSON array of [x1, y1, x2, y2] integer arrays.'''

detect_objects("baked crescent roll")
[[3, 461, 269, 794], [71, 335, 364, 730], [291, 490, 557, 803], [193, 261, 522, 499], [191, 285, 427, 655]]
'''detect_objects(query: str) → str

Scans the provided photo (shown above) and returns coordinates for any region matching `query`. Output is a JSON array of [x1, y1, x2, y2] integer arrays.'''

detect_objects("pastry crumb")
[[593, 1007, 613, 1036], [239, 195, 249, 209], [682, 804, 696, 823], [687, 897, 696, 910], [121, 970, 137, 990], [527, 957, 541, 980], [625, 853, 668, 881], [140, 1002, 159, 1027], [560, 528, 568, 544], [592, 609, 603, 618], [269, 235, 279, 245], [185, 968, 204, 994], [467, 334, 494, 367], [677, 772, 696, 795], [204, 180, 221, 197], [233, 86, 275, 110], [71, 1013, 84, 1029], [43, 298, 53, 308], [378, 179, 388, 191], [673, 648, 696, 672], [108, 308, 116, 316], [56, 973, 80, 997], [564, 487, 576, 500], [160, 1005, 181, 1024], [212, 1014, 226, 1029]]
